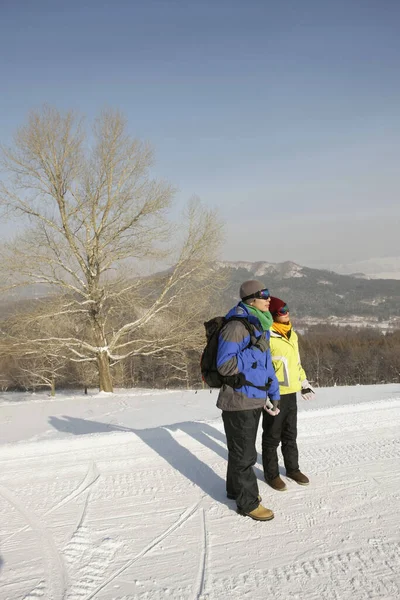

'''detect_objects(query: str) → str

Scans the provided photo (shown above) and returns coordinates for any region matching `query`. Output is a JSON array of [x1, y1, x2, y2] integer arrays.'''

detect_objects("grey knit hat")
[[239, 279, 265, 300]]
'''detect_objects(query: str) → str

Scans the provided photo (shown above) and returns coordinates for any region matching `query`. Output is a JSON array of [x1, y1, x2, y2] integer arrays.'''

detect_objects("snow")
[[216, 260, 305, 278], [286, 267, 304, 278], [217, 261, 277, 276], [1, 384, 400, 599], [360, 297, 386, 306]]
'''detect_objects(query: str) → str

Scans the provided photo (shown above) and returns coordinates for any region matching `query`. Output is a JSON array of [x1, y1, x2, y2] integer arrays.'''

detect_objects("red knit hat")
[[269, 296, 286, 316]]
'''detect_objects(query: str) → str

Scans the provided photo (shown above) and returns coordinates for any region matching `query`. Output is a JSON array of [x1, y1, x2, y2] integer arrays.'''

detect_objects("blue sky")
[[1, 0, 399, 267]]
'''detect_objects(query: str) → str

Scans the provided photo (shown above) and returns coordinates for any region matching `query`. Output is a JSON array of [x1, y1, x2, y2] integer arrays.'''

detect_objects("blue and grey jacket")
[[216, 303, 280, 411]]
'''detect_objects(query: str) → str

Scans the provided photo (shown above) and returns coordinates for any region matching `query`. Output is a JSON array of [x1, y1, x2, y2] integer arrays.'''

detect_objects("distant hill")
[[1, 260, 399, 330], [217, 261, 400, 330]]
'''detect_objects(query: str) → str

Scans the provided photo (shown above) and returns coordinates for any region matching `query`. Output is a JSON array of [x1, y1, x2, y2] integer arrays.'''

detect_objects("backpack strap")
[[225, 316, 272, 392]]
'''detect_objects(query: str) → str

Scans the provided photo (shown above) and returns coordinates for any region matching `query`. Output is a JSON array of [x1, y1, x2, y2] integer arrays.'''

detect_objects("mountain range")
[[217, 261, 400, 330], [2, 260, 400, 330]]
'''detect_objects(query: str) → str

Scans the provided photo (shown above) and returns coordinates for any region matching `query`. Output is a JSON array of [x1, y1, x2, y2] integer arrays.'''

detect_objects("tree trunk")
[[51, 375, 56, 397], [97, 351, 113, 392]]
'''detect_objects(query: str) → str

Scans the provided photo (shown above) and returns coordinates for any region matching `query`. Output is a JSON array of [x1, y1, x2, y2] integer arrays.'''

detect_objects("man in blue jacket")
[[216, 280, 280, 521]]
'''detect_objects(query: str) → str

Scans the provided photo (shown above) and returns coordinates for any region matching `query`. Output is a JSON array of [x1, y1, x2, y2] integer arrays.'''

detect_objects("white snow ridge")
[[1, 384, 400, 599]]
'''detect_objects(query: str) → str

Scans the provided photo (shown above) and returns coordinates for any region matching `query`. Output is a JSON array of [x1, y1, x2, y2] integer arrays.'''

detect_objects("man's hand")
[[264, 398, 280, 416], [251, 333, 270, 353], [301, 379, 316, 401]]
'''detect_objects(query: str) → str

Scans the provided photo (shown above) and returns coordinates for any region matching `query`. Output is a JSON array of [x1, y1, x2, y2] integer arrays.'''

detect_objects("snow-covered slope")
[[218, 260, 305, 278], [1, 385, 400, 599]]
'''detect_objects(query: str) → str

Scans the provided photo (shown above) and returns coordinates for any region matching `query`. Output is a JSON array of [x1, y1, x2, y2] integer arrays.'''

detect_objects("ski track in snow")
[[0, 484, 67, 600], [1, 388, 400, 599], [22, 579, 47, 599], [81, 500, 202, 600], [189, 508, 208, 600], [2, 462, 100, 546], [205, 539, 400, 600], [63, 524, 121, 599]]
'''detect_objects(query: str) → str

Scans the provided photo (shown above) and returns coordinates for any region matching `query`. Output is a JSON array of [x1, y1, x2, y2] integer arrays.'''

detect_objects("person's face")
[[250, 296, 271, 312], [274, 311, 290, 324]]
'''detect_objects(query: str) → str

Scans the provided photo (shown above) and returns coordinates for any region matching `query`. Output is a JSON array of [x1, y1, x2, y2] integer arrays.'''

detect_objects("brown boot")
[[286, 471, 309, 485], [239, 504, 274, 521], [266, 476, 287, 491]]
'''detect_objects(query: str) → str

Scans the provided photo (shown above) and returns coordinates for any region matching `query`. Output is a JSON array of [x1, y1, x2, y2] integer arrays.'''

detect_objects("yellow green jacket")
[[269, 328, 307, 394]]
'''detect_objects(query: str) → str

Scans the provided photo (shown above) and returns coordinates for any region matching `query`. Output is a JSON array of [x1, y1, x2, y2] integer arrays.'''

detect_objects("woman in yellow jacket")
[[262, 296, 315, 491]]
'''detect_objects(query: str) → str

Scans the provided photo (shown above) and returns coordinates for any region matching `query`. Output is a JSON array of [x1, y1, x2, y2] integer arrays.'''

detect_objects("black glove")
[[251, 333, 270, 353]]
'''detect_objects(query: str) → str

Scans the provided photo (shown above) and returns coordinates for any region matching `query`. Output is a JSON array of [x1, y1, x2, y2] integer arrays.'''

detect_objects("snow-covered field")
[[1, 384, 400, 600]]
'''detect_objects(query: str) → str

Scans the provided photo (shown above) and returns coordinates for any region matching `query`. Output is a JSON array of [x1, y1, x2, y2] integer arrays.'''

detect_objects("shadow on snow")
[[48, 415, 276, 504], [48, 415, 236, 505]]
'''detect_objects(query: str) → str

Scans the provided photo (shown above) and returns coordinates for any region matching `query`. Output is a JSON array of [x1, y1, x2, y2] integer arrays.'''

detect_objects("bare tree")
[[0, 107, 222, 391], [13, 354, 64, 396], [2, 298, 72, 394]]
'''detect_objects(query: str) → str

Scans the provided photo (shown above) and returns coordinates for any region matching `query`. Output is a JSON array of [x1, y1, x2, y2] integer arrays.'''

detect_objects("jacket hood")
[[225, 302, 266, 332], [225, 302, 251, 321]]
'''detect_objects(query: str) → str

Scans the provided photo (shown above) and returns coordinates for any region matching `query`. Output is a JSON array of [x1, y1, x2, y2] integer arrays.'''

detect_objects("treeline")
[[298, 326, 400, 387], [0, 341, 201, 393], [1, 322, 399, 393], [133, 325, 400, 389]]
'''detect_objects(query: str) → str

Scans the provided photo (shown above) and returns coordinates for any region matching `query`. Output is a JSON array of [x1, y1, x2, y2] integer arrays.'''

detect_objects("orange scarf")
[[272, 321, 292, 339]]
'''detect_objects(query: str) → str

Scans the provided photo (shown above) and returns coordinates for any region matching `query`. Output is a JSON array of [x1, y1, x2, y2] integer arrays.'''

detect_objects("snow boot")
[[238, 504, 274, 521], [266, 476, 287, 491], [286, 471, 309, 485]]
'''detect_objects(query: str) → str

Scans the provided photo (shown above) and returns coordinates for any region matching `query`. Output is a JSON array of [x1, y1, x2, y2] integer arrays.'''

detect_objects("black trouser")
[[222, 408, 262, 513], [262, 392, 299, 481]]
